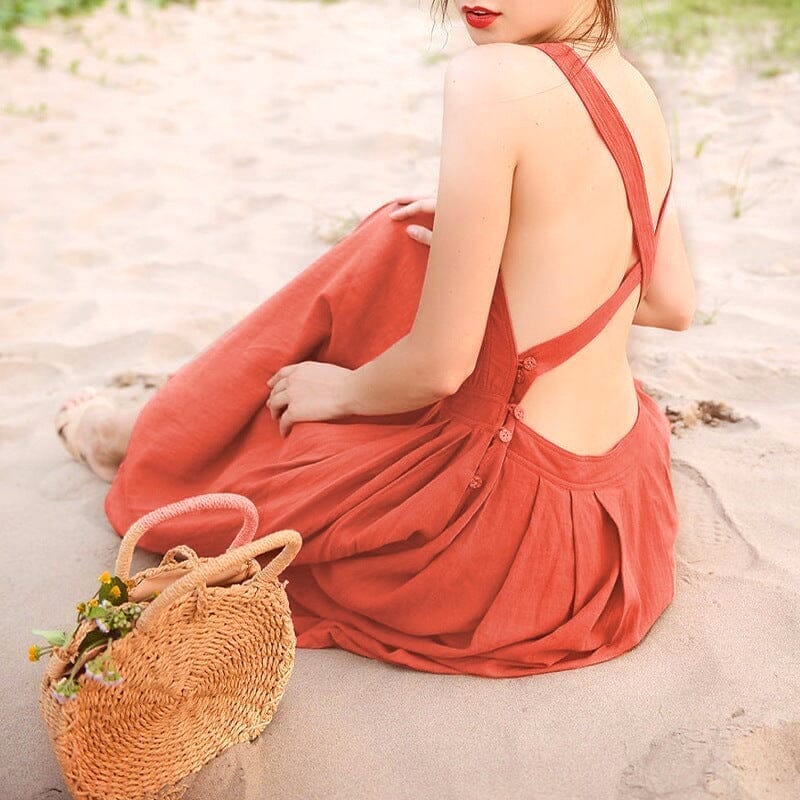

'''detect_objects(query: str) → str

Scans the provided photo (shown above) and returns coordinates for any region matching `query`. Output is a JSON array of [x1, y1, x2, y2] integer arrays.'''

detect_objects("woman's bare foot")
[[55, 386, 125, 482]]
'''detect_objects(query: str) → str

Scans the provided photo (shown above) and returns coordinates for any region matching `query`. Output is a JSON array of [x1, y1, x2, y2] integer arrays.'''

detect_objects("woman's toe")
[[57, 385, 98, 416]]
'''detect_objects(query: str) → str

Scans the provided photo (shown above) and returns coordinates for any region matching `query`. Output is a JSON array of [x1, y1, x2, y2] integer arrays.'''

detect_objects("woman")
[[54, 0, 695, 677]]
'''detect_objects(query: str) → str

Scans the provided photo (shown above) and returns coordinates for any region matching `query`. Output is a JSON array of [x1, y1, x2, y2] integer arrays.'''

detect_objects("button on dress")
[[104, 41, 679, 678]]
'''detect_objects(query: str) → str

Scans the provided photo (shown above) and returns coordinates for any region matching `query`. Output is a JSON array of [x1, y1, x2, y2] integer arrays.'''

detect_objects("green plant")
[[694, 133, 712, 158], [28, 569, 156, 703], [620, 0, 800, 62], [727, 150, 755, 218], [35, 45, 50, 67], [2, 100, 48, 119], [0, 0, 196, 55]]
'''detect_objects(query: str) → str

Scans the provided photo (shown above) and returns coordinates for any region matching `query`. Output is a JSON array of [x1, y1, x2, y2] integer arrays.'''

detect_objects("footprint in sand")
[[618, 718, 800, 799], [728, 721, 800, 799], [670, 460, 761, 579]]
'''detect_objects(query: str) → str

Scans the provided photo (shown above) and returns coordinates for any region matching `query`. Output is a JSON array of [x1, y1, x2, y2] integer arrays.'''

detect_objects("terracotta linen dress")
[[104, 41, 680, 678]]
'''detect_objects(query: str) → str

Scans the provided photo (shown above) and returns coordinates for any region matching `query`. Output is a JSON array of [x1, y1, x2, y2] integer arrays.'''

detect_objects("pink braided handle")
[[114, 493, 259, 580], [110, 492, 303, 633]]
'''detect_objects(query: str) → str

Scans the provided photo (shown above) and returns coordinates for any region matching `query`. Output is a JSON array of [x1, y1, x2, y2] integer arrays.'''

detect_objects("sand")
[[1, 1, 798, 798]]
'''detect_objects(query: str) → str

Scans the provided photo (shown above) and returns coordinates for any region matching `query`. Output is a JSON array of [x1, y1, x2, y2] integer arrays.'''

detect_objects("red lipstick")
[[462, 5, 501, 29]]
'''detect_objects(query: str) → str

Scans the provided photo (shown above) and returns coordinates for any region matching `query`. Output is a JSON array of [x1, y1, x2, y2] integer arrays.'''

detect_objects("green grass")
[[0, 0, 194, 54], [2, 99, 48, 118], [621, 0, 800, 62]]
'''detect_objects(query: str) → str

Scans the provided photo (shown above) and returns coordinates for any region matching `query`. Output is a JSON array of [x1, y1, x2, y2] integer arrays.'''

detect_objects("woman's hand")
[[388, 193, 436, 246], [266, 361, 357, 438]]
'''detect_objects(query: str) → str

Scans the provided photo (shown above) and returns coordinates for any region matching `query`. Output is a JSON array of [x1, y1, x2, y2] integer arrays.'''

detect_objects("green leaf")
[[31, 629, 68, 646], [99, 576, 128, 605], [77, 628, 109, 656]]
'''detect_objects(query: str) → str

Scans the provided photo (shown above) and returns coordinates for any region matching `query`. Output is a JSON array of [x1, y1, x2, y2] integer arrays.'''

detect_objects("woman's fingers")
[[266, 379, 289, 420], [388, 202, 419, 219], [406, 224, 433, 246], [388, 193, 437, 243], [388, 194, 437, 219]]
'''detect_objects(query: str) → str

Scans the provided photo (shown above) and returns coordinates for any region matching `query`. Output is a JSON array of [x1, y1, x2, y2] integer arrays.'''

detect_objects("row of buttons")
[[470, 401, 529, 488]]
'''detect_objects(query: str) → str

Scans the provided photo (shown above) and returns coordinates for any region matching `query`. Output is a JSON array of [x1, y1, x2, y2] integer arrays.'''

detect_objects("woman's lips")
[[462, 6, 501, 29]]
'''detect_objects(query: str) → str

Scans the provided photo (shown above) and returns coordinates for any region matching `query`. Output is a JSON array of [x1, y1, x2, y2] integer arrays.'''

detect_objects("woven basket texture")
[[38, 492, 303, 800]]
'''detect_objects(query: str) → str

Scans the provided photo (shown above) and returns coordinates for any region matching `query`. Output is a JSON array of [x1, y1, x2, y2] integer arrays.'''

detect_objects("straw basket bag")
[[38, 492, 303, 800]]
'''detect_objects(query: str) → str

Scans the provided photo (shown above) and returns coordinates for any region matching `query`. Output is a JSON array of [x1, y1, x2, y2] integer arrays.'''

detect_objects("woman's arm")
[[344, 334, 466, 417], [344, 45, 526, 417], [633, 198, 696, 330]]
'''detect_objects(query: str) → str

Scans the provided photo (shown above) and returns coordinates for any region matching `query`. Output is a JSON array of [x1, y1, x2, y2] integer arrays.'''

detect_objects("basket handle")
[[134, 526, 302, 634], [114, 493, 260, 580]]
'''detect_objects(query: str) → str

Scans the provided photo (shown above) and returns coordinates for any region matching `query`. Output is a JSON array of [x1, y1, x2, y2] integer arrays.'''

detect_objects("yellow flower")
[[88, 598, 99, 607], [109, 585, 121, 599], [98, 570, 112, 584], [28, 644, 40, 662]]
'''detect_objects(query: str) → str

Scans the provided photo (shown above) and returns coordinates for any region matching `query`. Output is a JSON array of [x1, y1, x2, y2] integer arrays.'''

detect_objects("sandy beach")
[[2, 1, 799, 798]]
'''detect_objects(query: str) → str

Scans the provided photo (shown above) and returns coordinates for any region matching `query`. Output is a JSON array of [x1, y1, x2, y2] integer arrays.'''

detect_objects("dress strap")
[[531, 41, 660, 297], [500, 42, 674, 393]]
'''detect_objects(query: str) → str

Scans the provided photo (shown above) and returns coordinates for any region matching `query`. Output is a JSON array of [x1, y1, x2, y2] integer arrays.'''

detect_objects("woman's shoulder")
[[441, 43, 582, 156], [444, 42, 568, 100]]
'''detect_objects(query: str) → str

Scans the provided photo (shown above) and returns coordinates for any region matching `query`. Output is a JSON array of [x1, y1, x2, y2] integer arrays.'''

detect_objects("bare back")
[[499, 44, 674, 456]]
